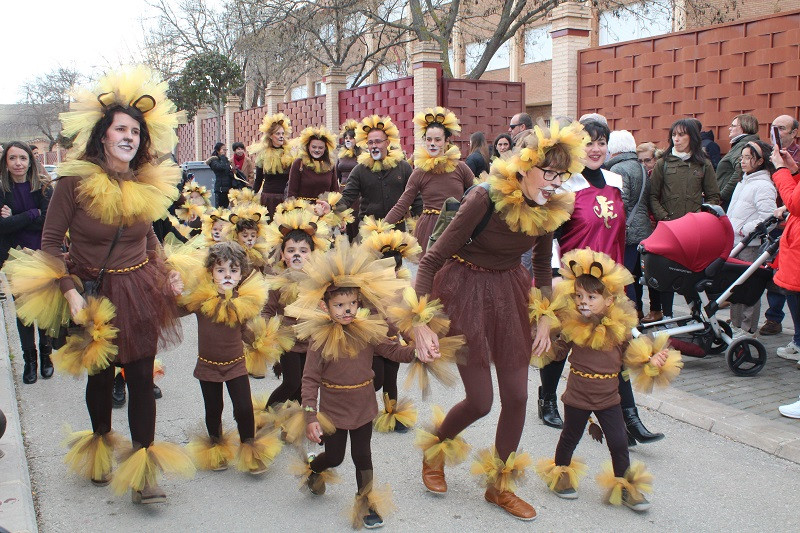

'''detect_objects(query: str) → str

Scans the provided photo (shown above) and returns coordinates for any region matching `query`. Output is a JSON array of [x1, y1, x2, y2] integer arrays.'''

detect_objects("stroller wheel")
[[726, 338, 767, 376], [708, 321, 733, 355]]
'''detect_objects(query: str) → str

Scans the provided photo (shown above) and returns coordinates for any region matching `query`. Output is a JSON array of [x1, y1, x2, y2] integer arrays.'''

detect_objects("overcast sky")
[[1, 0, 153, 104]]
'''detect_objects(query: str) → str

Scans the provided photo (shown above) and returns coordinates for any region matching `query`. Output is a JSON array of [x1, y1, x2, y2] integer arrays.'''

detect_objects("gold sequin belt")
[[422, 208, 441, 215], [198, 353, 246, 366], [298, 196, 318, 202], [82, 257, 149, 277], [570, 367, 619, 379], [322, 378, 373, 390], [450, 254, 514, 273]]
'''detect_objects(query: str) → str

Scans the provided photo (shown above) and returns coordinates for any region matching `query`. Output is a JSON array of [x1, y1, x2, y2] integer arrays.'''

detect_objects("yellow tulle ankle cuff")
[[350, 481, 396, 530], [374, 395, 417, 433], [186, 430, 237, 471], [288, 458, 341, 491], [596, 461, 653, 505], [236, 429, 283, 472], [470, 448, 532, 493], [110, 442, 196, 495], [62, 427, 127, 481], [415, 406, 470, 467], [535, 457, 587, 492]]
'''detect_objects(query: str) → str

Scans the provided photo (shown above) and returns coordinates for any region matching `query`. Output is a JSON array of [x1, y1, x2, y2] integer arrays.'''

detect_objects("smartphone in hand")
[[771, 125, 782, 150]]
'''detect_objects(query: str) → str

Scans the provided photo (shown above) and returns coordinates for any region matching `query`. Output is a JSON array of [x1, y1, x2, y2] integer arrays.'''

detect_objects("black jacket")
[[700, 130, 722, 170], [208, 155, 234, 193], [465, 151, 489, 177], [0, 184, 51, 265]]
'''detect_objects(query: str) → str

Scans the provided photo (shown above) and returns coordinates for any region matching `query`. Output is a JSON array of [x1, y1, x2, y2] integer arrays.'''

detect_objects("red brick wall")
[[277, 96, 326, 133], [338, 77, 415, 155], [235, 105, 268, 147], [579, 9, 800, 152], [200, 115, 227, 158], [176, 123, 195, 163], [441, 78, 525, 156]]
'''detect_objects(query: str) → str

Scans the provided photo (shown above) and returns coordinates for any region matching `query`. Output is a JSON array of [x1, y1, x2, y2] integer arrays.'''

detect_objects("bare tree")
[[17, 67, 83, 149]]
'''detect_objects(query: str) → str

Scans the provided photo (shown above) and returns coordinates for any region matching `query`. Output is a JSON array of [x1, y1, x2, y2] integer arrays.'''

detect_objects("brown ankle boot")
[[132, 482, 167, 504], [641, 311, 663, 323], [422, 459, 447, 494], [484, 486, 536, 521]]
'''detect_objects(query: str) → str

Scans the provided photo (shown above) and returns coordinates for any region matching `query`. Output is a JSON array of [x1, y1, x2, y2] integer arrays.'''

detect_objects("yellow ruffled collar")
[[242, 240, 271, 269], [257, 145, 293, 174], [267, 269, 305, 308], [338, 147, 357, 159], [290, 307, 389, 361], [60, 159, 181, 226], [486, 159, 575, 236], [557, 300, 637, 351], [413, 145, 461, 174], [357, 149, 402, 172], [179, 271, 268, 326], [300, 152, 333, 174]]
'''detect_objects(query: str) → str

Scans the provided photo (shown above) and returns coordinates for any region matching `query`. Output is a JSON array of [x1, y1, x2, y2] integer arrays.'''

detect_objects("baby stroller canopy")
[[640, 212, 733, 272]]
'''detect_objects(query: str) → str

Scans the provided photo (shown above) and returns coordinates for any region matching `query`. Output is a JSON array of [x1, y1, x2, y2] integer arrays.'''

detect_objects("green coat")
[[716, 133, 760, 207], [649, 153, 720, 221]]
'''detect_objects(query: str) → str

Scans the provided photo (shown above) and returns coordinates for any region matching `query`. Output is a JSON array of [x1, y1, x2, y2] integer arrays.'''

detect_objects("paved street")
[[3, 291, 800, 532]]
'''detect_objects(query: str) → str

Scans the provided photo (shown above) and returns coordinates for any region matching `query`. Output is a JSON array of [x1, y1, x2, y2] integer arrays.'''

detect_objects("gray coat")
[[606, 152, 652, 245]]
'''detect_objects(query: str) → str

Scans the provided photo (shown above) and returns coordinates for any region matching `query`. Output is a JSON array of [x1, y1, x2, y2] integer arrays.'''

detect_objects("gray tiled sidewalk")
[[644, 293, 800, 430]]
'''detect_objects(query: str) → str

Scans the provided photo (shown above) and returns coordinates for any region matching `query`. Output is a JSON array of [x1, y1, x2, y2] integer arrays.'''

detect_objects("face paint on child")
[[281, 238, 312, 270], [572, 286, 614, 318], [322, 292, 359, 325], [238, 229, 258, 248], [211, 220, 227, 241], [212, 259, 242, 293]]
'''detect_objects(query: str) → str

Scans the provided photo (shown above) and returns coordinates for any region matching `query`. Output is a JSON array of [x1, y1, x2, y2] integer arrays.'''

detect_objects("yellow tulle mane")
[[249, 113, 293, 171], [264, 207, 331, 256], [340, 118, 360, 137], [413, 106, 461, 138], [181, 179, 211, 205], [228, 188, 257, 207], [558, 299, 638, 351], [513, 118, 589, 176], [486, 157, 575, 236], [179, 271, 267, 326], [358, 215, 395, 239], [201, 208, 231, 242], [229, 203, 269, 238], [413, 144, 461, 174], [61, 159, 181, 226], [290, 307, 389, 361], [362, 229, 422, 263], [558, 248, 634, 299], [60, 65, 179, 155], [355, 115, 400, 148], [296, 126, 336, 174]]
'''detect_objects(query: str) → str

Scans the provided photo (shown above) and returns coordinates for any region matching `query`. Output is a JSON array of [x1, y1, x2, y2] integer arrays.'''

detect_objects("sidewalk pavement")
[[0, 302, 38, 533]]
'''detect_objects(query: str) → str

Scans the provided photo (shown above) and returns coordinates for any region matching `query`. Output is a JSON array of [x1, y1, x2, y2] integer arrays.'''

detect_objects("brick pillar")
[[194, 107, 212, 161], [324, 67, 346, 133], [550, 1, 592, 120], [224, 95, 240, 147], [306, 73, 315, 97], [509, 28, 524, 82], [265, 82, 284, 115], [412, 40, 441, 146]]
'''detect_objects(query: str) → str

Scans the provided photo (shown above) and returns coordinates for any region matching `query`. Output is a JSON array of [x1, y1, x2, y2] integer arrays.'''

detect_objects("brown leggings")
[[309, 421, 373, 491], [372, 356, 399, 401], [555, 403, 630, 477], [437, 363, 529, 461], [266, 351, 306, 408], [86, 356, 155, 447], [199, 375, 254, 442]]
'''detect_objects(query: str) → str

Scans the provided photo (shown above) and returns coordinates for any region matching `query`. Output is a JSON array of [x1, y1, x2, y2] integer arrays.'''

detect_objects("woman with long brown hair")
[[250, 113, 294, 219], [0, 141, 52, 384], [465, 131, 490, 177]]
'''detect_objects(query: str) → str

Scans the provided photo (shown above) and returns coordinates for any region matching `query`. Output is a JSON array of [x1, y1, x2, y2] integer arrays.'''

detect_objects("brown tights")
[[437, 362, 529, 461], [309, 421, 373, 491], [86, 356, 155, 447]]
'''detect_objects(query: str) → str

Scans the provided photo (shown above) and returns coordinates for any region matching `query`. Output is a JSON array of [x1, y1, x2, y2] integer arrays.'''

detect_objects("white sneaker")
[[777, 342, 800, 361], [730, 326, 746, 339], [779, 397, 800, 418]]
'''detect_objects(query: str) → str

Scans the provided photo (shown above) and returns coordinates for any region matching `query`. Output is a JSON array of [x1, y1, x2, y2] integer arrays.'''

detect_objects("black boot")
[[112, 373, 126, 408], [623, 406, 664, 444], [22, 349, 38, 384], [39, 341, 54, 379], [538, 386, 563, 429]]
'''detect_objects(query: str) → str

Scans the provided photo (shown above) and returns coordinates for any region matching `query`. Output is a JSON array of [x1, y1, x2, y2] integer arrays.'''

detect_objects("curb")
[[0, 302, 39, 533], [638, 386, 800, 465]]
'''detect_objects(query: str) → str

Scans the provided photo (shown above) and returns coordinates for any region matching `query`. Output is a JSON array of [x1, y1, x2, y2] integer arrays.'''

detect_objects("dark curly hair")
[[81, 105, 152, 170]]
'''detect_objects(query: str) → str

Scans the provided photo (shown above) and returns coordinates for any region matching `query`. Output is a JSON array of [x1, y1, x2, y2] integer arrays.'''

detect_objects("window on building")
[[290, 85, 308, 100], [465, 39, 510, 73], [314, 81, 327, 96], [599, 1, 672, 45], [524, 25, 552, 63]]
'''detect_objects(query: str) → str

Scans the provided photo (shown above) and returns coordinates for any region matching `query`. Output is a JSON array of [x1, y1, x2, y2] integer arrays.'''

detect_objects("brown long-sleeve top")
[[192, 312, 249, 382], [383, 162, 474, 224], [302, 339, 416, 430], [41, 173, 160, 294], [253, 167, 289, 195], [552, 338, 628, 411], [414, 185, 554, 296], [263, 288, 307, 353], [287, 159, 338, 200], [335, 156, 358, 185]]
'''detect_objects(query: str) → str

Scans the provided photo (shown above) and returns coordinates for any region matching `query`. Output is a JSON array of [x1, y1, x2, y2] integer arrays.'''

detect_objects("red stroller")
[[637, 205, 780, 376]]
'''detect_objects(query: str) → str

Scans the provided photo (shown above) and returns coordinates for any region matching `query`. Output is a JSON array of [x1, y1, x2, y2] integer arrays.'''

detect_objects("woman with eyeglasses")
[[538, 119, 665, 448]]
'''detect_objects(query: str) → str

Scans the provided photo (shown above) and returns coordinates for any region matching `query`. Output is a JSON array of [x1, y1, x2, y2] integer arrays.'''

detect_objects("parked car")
[[44, 165, 58, 181], [181, 161, 217, 207]]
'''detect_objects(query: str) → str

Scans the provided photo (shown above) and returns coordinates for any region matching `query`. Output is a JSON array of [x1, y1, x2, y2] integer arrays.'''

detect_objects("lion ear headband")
[[279, 222, 317, 237], [424, 112, 446, 125], [568, 260, 605, 280], [97, 92, 156, 113], [362, 121, 386, 134], [229, 213, 261, 225]]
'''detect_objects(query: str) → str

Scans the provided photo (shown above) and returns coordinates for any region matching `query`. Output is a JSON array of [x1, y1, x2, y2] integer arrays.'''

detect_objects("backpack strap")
[[465, 182, 495, 244]]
